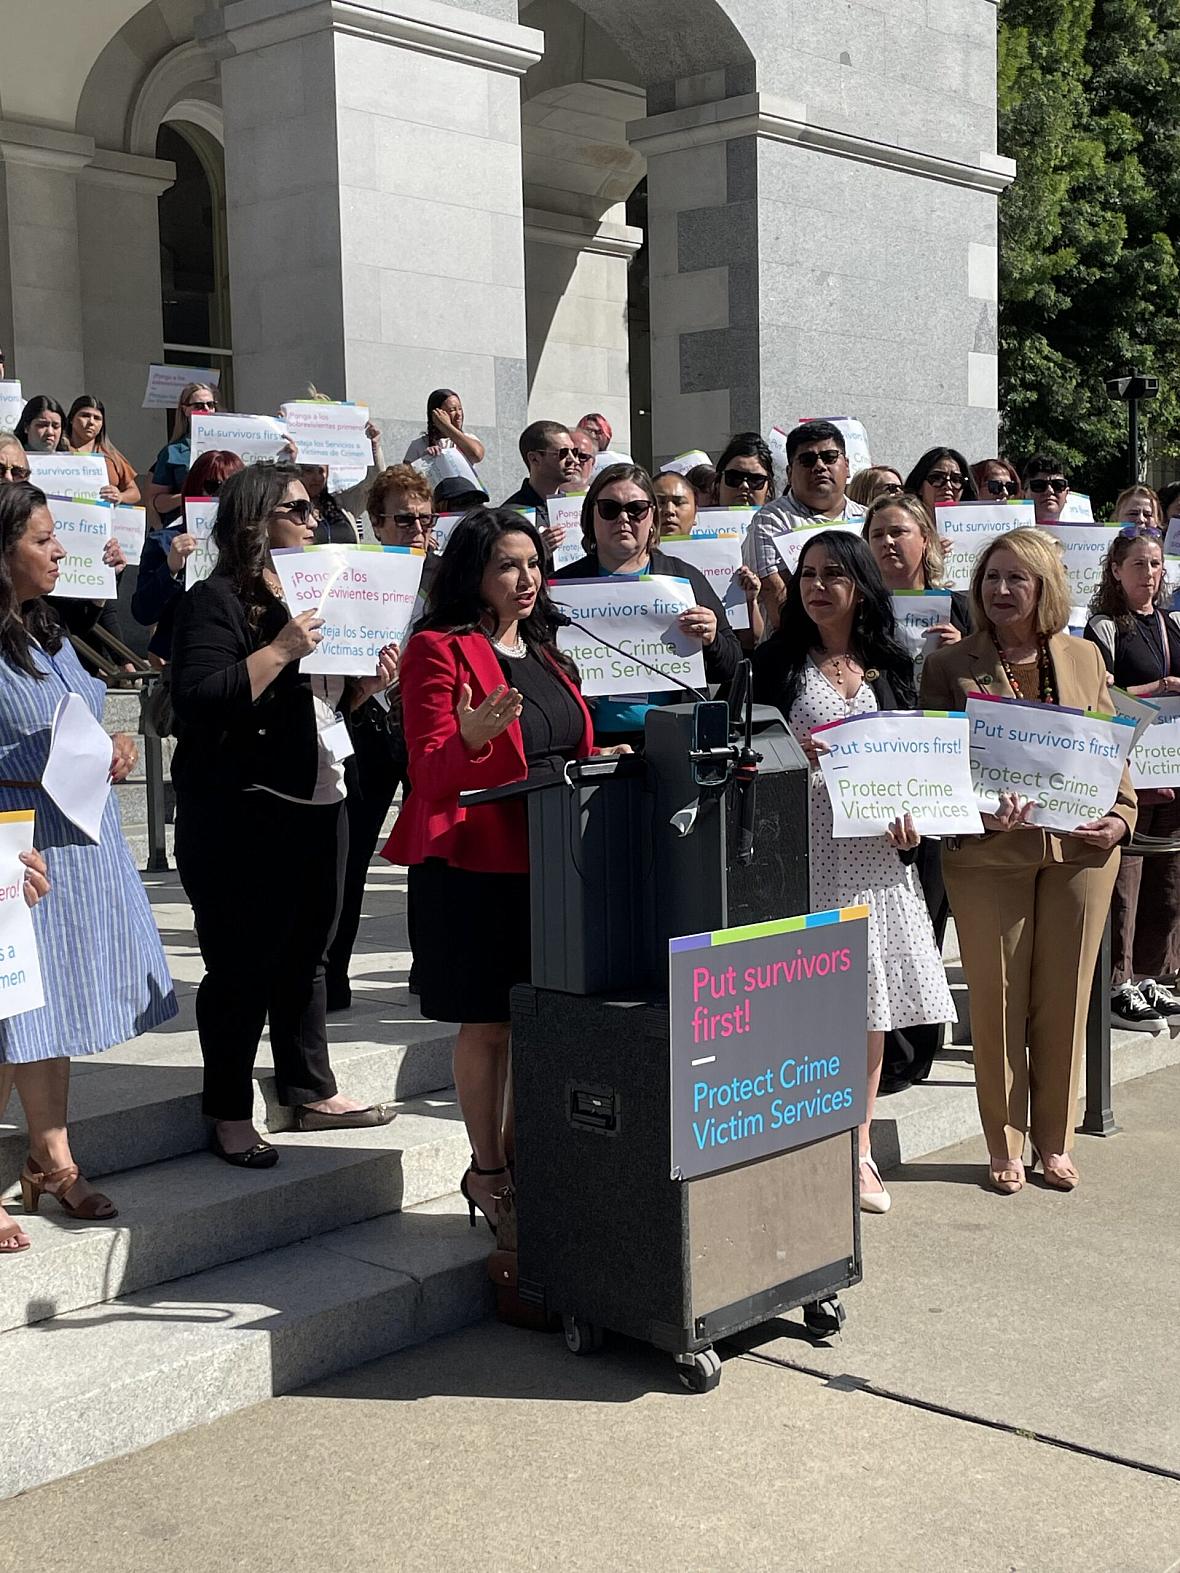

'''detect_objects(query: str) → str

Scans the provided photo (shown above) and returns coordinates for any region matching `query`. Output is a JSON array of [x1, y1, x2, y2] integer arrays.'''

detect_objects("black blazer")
[[554, 544, 742, 692], [170, 574, 320, 797]]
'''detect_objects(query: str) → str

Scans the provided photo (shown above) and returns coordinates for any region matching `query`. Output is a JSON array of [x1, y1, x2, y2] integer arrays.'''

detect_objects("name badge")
[[320, 718, 354, 764]]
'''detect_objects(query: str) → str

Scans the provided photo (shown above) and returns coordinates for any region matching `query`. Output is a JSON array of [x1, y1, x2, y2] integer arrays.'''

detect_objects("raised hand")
[[456, 682, 523, 750]]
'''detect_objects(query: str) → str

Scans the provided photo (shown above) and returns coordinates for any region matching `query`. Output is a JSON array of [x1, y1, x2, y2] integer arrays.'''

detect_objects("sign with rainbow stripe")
[[814, 710, 983, 838]]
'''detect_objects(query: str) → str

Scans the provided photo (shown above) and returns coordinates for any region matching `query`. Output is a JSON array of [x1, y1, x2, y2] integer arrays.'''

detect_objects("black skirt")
[[409, 859, 530, 1024]]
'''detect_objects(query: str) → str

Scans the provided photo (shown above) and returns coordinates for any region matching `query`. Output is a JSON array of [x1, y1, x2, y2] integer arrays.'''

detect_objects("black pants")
[[326, 717, 407, 989], [884, 838, 949, 1086], [175, 789, 346, 1119]]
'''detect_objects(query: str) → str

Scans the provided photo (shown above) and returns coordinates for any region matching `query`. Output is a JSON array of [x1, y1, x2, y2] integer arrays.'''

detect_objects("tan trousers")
[[944, 832, 1120, 1160]]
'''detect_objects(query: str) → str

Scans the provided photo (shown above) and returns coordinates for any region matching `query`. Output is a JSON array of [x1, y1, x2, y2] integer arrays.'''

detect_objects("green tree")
[[998, 0, 1180, 508]]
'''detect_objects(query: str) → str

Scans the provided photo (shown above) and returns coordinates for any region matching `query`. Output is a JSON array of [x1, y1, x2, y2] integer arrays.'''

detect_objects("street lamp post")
[[1105, 371, 1160, 484]]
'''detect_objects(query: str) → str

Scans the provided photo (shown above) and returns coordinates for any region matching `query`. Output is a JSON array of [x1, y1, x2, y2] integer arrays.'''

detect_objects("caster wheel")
[[675, 1347, 722, 1393], [802, 1296, 846, 1339], [562, 1314, 604, 1355]]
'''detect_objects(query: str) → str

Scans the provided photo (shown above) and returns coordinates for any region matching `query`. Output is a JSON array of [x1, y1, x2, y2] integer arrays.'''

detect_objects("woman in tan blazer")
[[920, 528, 1135, 1194]]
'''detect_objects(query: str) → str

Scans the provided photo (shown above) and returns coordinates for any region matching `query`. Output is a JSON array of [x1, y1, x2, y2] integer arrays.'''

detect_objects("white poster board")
[[1058, 492, 1095, 523], [1038, 523, 1121, 622], [280, 401, 370, 469], [27, 452, 108, 499], [552, 575, 706, 697], [190, 413, 289, 465], [660, 531, 749, 630], [770, 517, 863, 578], [0, 810, 45, 1019], [796, 416, 871, 477], [143, 364, 220, 410], [0, 380, 23, 431], [890, 590, 956, 659], [590, 448, 633, 477], [410, 446, 481, 493], [691, 506, 755, 541], [183, 496, 219, 589], [660, 450, 711, 477], [270, 545, 427, 675], [965, 693, 1134, 830], [46, 497, 117, 599], [936, 500, 1037, 590], [108, 504, 146, 567], [544, 493, 588, 569], [41, 693, 112, 843], [1129, 698, 1180, 788], [815, 710, 983, 838]]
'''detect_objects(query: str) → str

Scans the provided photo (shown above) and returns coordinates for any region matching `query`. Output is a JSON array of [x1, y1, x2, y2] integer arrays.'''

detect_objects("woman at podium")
[[384, 508, 627, 1232]]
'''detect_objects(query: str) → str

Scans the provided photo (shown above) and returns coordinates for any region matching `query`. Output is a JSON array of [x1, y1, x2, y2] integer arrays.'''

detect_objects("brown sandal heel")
[[20, 1160, 118, 1221]]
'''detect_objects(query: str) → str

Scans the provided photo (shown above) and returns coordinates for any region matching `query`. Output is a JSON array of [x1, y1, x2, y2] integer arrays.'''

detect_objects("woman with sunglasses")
[[1021, 454, 1070, 522], [1086, 528, 1180, 1034], [712, 433, 775, 509], [0, 432, 31, 487], [971, 457, 1021, 503], [66, 394, 140, 505], [847, 466, 904, 508], [147, 382, 219, 526], [554, 463, 742, 749], [903, 447, 977, 516], [170, 463, 398, 1168]]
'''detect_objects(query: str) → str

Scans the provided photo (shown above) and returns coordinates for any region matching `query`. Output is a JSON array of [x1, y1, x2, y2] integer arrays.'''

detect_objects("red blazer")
[[382, 628, 595, 875]]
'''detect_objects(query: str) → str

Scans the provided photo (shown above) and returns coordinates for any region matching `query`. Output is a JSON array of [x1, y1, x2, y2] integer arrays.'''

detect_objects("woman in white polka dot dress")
[[754, 531, 954, 1214]]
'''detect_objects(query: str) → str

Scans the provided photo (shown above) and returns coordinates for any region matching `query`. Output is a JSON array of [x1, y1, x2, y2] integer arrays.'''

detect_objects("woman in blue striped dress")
[[0, 483, 177, 1252]]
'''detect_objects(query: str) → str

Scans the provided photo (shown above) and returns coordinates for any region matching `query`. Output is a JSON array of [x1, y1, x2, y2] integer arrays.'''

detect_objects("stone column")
[[630, 92, 1014, 472], [524, 208, 642, 452], [198, 0, 543, 502], [0, 121, 91, 403], [75, 150, 176, 470]]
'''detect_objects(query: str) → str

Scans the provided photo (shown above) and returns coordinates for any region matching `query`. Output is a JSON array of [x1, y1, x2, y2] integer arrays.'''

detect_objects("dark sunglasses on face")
[[539, 446, 579, 463], [1028, 476, 1069, 494], [596, 498, 653, 523], [388, 511, 436, 530], [0, 463, 30, 481], [793, 449, 842, 470], [272, 499, 313, 523], [926, 470, 966, 490], [722, 468, 770, 491], [878, 482, 904, 496], [187, 399, 216, 412], [985, 478, 1019, 497]]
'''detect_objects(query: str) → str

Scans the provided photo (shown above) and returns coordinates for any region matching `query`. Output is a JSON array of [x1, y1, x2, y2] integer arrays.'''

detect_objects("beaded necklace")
[[993, 634, 1056, 704]]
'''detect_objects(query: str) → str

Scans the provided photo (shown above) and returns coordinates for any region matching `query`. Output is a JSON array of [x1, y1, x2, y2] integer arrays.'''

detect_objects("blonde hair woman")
[[1113, 485, 1162, 534], [920, 529, 1135, 1195], [847, 465, 904, 508], [146, 380, 219, 526], [862, 492, 969, 645]]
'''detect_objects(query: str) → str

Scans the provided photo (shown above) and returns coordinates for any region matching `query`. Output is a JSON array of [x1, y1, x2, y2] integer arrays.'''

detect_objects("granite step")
[[0, 1194, 492, 1501]]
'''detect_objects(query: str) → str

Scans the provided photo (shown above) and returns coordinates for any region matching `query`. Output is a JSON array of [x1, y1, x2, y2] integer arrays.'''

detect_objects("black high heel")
[[460, 1163, 512, 1235]]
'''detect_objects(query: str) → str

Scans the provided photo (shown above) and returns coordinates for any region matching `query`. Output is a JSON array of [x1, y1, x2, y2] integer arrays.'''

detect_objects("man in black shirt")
[[502, 420, 582, 529]]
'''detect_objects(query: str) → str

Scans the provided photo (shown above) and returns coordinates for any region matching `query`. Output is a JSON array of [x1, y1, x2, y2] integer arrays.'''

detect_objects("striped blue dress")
[[0, 637, 177, 1063]]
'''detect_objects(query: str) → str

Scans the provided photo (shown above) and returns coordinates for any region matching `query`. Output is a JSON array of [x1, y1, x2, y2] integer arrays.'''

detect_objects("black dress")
[[411, 642, 586, 1024]]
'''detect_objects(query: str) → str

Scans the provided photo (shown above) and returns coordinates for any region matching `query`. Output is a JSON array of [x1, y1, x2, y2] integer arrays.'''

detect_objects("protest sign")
[[183, 496, 219, 588], [890, 590, 956, 659], [691, 506, 755, 541], [410, 446, 481, 494], [661, 531, 749, 630], [0, 811, 45, 1020], [46, 497, 116, 599], [270, 544, 426, 675], [1129, 697, 1180, 788], [661, 450, 711, 477], [0, 381, 23, 430], [190, 413, 289, 464], [1038, 523, 1120, 621], [936, 499, 1036, 589], [668, 907, 868, 1180], [27, 453, 108, 499], [797, 415, 871, 476], [1058, 492, 1095, 523], [552, 575, 706, 697], [143, 364, 220, 410], [1164, 519, 1180, 557], [42, 693, 112, 843], [591, 448, 633, 477], [1110, 686, 1160, 748], [108, 504, 146, 566], [966, 693, 1134, 831], [767, 426, 789, 493], [543, 493, 588, 569], [770, 517, 863, 577], [815, 711, 983, 839], [280, 401, 370, 469]]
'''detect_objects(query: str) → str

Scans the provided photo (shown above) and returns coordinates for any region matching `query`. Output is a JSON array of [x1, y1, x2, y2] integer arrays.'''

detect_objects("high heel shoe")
[[858, 1152, 891, 1214], [0, 1213, 31, 1254], [988, 1157, 1025, 1195], [460, 1163, 512, 1236], [20, 1159, 117, 1220], [1030, 1148, 1079, 1191]]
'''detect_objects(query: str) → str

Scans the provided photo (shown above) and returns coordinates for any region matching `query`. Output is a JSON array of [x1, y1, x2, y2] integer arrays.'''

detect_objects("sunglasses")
[[925, 470, 966, 490], [878, 482, 904, 496], [596, 498, 653, 523], [793, 449, 842, 470], [388, 511, 436, 529], [271, 500, 313, 523], [1028, 476, 1069, 494], [0, 463, 30, 481], [536, 446, 579, 463], [722, 468, 771, 490], [985, 478, 1019, 497]]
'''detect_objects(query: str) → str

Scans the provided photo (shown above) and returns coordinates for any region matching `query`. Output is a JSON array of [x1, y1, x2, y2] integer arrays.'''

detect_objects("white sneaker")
[[1111, 982, 1167, 1032], [1140, 978, 1180, 1025]]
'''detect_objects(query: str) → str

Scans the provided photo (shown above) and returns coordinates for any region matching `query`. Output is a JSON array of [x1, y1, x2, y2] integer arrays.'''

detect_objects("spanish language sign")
[[660, 530, 749, 630], [142, 363, 220, 410], [28, 453, 108, 499], [280, 401, 370, 469], [544, 493, 589, 570], [936, 500, 1036, 590], [0, 810, 45, 1021], [45, 497, 117, 599], [270, 544, 426, 675], [770, 517, 863, 577], [669, 908, 868, 1180], [183, 496, 219, 589], [190, 413, 290, 465], [552, 574, 706, 697], [1038, 523, 1121, 621], [890, 590, 956, 659], [966, 693, 1134, 831], [814, 711, 983, 838], [1129, 697, 1180, 788]]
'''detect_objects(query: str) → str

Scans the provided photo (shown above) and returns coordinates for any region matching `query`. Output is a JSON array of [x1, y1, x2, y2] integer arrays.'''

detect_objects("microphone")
[[732, 658, 761, 864], [549, 605, 710, 703]]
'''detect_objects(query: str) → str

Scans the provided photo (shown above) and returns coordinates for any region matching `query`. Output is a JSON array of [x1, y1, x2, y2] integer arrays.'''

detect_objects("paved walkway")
[[2, 1066, 1178, 1572]]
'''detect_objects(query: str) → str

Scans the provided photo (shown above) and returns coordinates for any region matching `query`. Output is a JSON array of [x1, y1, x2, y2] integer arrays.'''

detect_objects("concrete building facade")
[[2, 0, 1012, 498]]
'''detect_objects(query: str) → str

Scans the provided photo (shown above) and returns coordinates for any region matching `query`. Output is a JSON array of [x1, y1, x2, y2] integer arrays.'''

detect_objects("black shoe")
[[1111, 982, 1166, 1032], [407, 966, 420, 997], [326, 976, 352, 1013], [211, 1134, 279, 1168], [877, 1074, 914, 1097]]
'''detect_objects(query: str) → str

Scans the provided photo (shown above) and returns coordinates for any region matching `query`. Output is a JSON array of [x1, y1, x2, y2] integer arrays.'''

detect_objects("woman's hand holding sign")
[[457, 683, 523, 751], [1070, 816, 1128, 851], [678, 605, 717, 647], [352, 643, 400, 707], [982, 791, 1034, 833]]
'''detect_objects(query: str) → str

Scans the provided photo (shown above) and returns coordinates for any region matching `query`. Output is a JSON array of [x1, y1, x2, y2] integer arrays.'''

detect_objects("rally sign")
[[1110, 686, 1160, 747], [691, 506, 755, 541], [183, 497, 219, 588], [966, 693, 1134, 831], [280, 401, 371, 469], [46, 497, 116, 599], [1129, 697, 1180, 788], [661, 449, 711, 477], [0, 381, 23, 430], [544, 493, 588, 570], [27, 453, 108, 499], [770, 517, 863, 577], [270, 544, 426, 675], [143, 364, 219, 410], [552, 575, 706, 698], [1058, 492, 1095, 523], [661, 531, 749, 630], [190, 413, 290, 464], [1038, 523, 1121, 622], [108, 504, 146, 566], [796, 415, 871, 476], [890, 590, 956, 659], [0, 811, 45, 1021], [936, 500, 1035, 590], [815, 710, 983, 838]]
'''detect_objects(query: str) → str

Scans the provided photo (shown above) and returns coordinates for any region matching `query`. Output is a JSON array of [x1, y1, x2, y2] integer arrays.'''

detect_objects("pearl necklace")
[[491, 634, 526, 659]]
